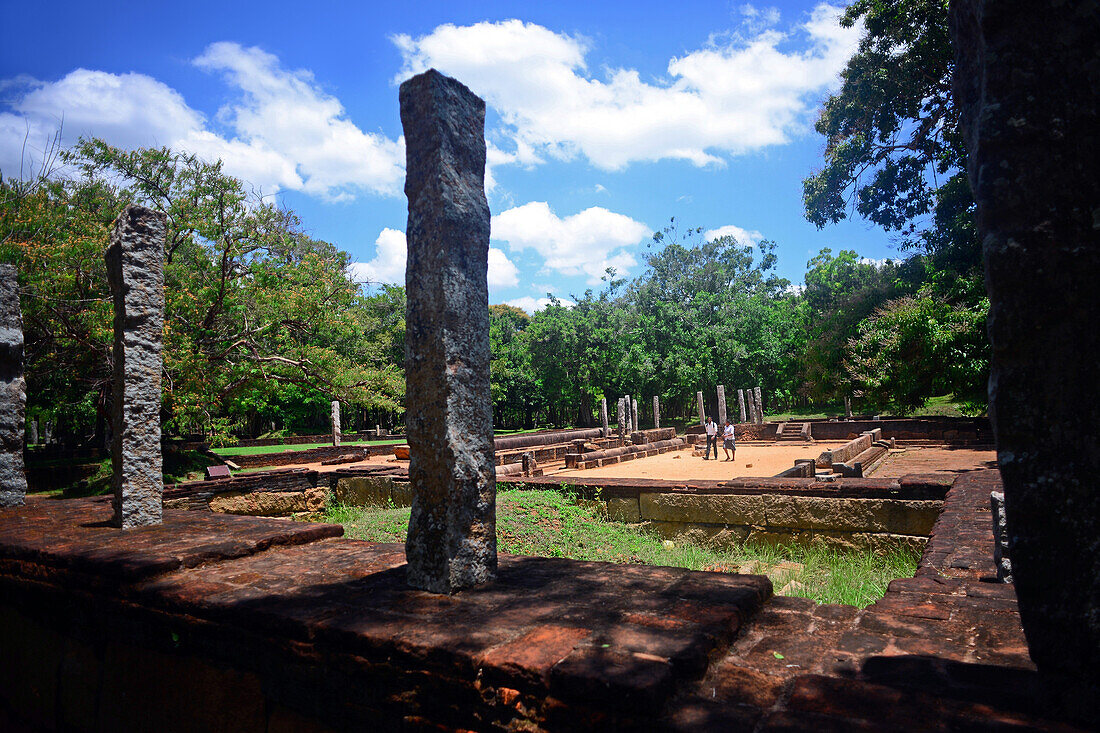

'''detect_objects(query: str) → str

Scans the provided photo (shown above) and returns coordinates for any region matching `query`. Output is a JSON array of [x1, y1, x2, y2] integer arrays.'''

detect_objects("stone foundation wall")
[[228, 443, 395, 469]]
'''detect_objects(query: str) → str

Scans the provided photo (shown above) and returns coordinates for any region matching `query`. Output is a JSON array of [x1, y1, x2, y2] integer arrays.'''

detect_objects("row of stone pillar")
[[695, 385, 765, 426], [602, 394, 662, 439]]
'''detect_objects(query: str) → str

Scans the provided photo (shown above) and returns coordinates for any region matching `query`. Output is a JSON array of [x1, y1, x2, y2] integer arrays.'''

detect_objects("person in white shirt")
[[722, 420, 736, 462], [704, 417, 718, 460]]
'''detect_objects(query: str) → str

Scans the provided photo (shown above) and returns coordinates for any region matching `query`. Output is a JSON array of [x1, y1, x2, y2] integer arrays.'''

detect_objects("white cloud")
[[393, 5, 860, 171], [487, 247, 519, 288], [348, 229, 518, 290], [1, 43, 404, 199], [505, 295, 575, 313], [704, 224, 765, 244], [348, 228, 407, 284], [491, 202, 649, 284]]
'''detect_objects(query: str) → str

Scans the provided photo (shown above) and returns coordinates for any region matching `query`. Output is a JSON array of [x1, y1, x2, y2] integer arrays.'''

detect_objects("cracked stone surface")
[[401, 69, 496, 593], [106, 205, 166, 528], [0, 264, 26, 508]]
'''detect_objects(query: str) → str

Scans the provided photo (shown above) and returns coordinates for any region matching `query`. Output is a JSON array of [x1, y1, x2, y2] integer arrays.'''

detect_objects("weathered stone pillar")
[[599, 397, 609, 438], [27, 416, 37, 446], [696, 390, 705, 426], [716, 385, 727, 425], [754, 387, 764, 424], [401, 69, 496, 593], [737, 389, 747, 423], [1, 265, 27, 508], [952, 0, 1100, 689], [745, 389, 755, 425], [631, 398, 638, 433], [652, 395, 660, 429], [106, 205, 166, 528], [620, 393, 629, 432], [331, 400, 341, 446], [844, 395, 852, 419], [616, 398, 626, 440]]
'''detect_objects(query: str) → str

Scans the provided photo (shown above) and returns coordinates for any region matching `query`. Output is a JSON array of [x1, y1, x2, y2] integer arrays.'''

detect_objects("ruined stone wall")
[[229, 443, 394, 469]]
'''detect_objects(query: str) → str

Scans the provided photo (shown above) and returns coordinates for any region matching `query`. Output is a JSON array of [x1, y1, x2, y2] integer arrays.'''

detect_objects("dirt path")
[[553, 441, 850, 480]]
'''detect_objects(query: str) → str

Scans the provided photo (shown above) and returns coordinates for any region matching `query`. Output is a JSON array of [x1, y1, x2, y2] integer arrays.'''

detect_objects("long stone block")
[[639, 492, 766, 526], [763, 496, 942, 536], [401, 70, 496, 593], [106, 205, 166, 528], [0, 264, 27, 508]]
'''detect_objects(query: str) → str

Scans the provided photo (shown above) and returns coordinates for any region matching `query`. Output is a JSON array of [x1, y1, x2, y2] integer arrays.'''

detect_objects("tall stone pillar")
[[696, 390, 705, 426], [754, 387, 764, 424], [952, 0, 1100, 690], [599, 397, 609, 438], [331, 400, 341, 446], [623, 393, 632, 432], [401, 69, 496, 593], [1, 265, 27, 508], [844, 395, 852, 419], [745, 389, 756, 425], [716, 385, 727, 425], [27, 416, 37, 446], [737, 389, 747, 423], [631, 398, 638, 433], [106, 205, 166, 528], [616, 398, 626, 440], [652, 395, 660, 429]]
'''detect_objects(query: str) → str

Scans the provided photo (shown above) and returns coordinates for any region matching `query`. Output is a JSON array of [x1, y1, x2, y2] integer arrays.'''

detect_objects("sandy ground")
[[869, 446, 997, 477], [554, 442, 850, 480]]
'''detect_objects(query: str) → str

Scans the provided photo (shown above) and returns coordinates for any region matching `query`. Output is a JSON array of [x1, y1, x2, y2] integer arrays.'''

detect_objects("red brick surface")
[[0, 469, 1090, 730]]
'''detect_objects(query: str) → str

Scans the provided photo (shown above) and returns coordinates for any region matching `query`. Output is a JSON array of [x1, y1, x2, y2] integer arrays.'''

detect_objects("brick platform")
[[0, 471, 1089, 730]]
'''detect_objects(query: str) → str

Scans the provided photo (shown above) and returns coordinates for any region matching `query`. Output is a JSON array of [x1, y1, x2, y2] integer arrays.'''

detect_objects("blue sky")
[[0, 0, 897, 311]]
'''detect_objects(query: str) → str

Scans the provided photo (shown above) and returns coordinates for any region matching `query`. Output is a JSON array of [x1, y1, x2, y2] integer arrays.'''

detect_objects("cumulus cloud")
[[505, 295, 575, 314], [393, 5, 860, 171], [704, 224, 765, 244], [347, 228, 408, 285], [491, 202, 649, 284], [348, 228, 519, 290], [0, 43, 404, 199]]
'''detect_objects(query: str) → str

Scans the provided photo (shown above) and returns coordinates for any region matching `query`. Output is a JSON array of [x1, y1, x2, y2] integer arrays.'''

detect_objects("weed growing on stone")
[[323, 488, 919, 608]]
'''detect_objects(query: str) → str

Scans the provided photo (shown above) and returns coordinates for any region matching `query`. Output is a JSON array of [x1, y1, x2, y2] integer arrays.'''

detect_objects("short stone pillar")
[[737, 389, 747, 423], [631, 398, 638, 434], [617, 398, 626, 440], [331, 400, 342, 446], [106, 205, 167, 528], [696, 390, 705, 426], [521, 451, 538, 477], [652, 395, 660, 429], [952, 0, 1100, 687], [599, 397, 609, 438], [754, 387, 764, 424], [401, 69, 496, 593], [716, 385, 727, 425], [1, 264, 27, 508]]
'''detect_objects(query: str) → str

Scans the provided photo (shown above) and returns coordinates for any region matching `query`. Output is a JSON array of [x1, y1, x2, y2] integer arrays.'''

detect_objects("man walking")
[[722, 419, 736, 462], [704, 416, 718, 460]]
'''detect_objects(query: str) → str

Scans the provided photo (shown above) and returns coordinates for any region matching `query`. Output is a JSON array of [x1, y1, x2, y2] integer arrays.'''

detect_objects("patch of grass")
[[322, 489, 918, 608], [28, 449, 221, 498]]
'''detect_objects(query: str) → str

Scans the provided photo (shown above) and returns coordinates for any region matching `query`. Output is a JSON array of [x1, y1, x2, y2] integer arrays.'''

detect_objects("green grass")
[[323, 488, 918, 608], [213, 438, 406, 456], [28, 449, 221, 498]]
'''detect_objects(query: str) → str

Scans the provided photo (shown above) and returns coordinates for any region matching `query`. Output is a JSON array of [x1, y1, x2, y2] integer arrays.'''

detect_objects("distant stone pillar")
[[599, 397, 609, 438], [331, 400, 341, 446], [844, 395, 852, 419], [952, 0, 1100, 687], [43, 420, 51, 445], [716, 385, 727, 425], [745, 389, 756, 425], [106, 205, 166, 528], [1, 265, 27, 508], [696, 390, 705, 426], [401, 69, 496, 593], [652, 395, 660, 429], [616, 398, 626, 440], [754, 387, 764, 424], [737, 389, 747, 423], [623, 393, 632, 432], [27, 416, 37, 446], [631, 398, 638, 433]]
